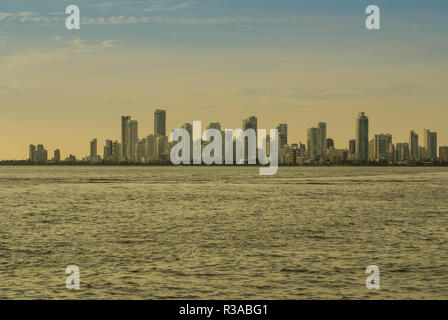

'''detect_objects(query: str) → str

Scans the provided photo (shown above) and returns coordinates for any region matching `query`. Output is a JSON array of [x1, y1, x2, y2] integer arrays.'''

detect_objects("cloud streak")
[[0, 11, 61, 24], [144, 0, 196, 12], [1, 9, 295, 27], [81, 15, 294, 25]]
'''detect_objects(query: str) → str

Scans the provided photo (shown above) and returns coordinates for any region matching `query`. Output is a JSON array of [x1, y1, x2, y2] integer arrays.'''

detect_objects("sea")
[[0, 166, 447, 299]]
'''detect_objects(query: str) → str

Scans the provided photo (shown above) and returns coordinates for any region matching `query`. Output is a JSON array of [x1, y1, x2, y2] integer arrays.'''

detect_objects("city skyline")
[[22, 110, 447, 164]]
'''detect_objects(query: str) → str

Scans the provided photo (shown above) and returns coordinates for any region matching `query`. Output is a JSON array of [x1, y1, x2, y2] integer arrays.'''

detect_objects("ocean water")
[[0, 166, 447, 299]]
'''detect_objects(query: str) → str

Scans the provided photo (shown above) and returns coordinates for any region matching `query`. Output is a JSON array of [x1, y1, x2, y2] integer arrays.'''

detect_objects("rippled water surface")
[[0, 166, 447, 299]]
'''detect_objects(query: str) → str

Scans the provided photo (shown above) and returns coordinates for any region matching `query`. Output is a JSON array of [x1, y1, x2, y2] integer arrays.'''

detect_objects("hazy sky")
[[1, 0, 447, 159]]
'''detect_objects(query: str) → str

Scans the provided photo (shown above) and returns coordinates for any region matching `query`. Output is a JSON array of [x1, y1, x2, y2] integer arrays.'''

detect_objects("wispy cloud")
[[82, 15, 293, 25], [69, 38, 92, 49], [69, 38, 118, 51], [100, 40, 117, 48], [2, 8, 296, 27], [0, 11, 60, 24], [144, 0, 196, 12], [0, 12, 15, 21], [89, 1, 146, 9]]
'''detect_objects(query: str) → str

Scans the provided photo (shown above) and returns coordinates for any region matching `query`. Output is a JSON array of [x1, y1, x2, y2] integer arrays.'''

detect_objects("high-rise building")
[[307, 127, 319, 160], [373, 134, 388, 162], [30, 144, 48, 163], [121, 116, 131, 160], [145, 135, 157, 162], [53, 149, 61, 162], [368, 139, 375, 162], [113, 141, 122, 163], [349, 139, 356, 155], [424, 129, 437, 160], [90, 138, 98, 158], [298, 143, 306, 159], [439, 146, 448, 162], [385, 134, 394, 162], [395, 143, 410, 162], [242, 116, 257, 132], [154, 109, 166, 137], [156, 135, 168, 161], [305, 122, 326, 161], [430, 131, 438, 160], [29, 144, 36, 161], [418, 146, 426, 161], [409, 130, 419, 161], [242, 116, 257, 163], [326, 138, 334, 149], [128, 120, 139, 162], [317, 122, 327, 161], [103, 140, 113, 161], [277, 124, 288, 147], [137, 139, 146, 163], [356, 112, 369, 162]]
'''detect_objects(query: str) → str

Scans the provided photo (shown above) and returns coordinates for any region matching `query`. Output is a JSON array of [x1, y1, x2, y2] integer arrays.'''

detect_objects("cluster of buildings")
[[28, 144, 76, 163], [292, 113, 444, 165], [28, 111, 448, 165], [92, 109, 170, 164]]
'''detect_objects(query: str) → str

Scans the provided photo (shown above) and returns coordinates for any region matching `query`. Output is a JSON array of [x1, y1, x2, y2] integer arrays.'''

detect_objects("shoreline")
[[1, 161, 447, 167]]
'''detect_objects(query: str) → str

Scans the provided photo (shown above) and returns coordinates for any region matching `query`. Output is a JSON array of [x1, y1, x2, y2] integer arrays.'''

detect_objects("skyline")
[[21, 110, 445, 163], [1, 0, 448, 159]]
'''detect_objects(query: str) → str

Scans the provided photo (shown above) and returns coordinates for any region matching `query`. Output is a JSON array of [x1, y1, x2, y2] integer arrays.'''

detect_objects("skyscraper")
[[156, 135, 168, 161], [356, 112, 369, 162], [373, 134, 388, 162], [242, 116, 257, 132], [385, 134, 394, 162], [104, 140, 113, 161], [242, 116, 258, 163], [277, 124, 288, 147], [129, 120, 139, 162], [30, 144, 48, 163], [145, 134, 157, 162], [439, 146, 448, 163], [317, 122, 327, 161], [307, 127, 319, 160], [409, 130, 419, 161], [396, 143, 410, 162], [368, 139, 374, 162], [54, 149, 61, 162], [349, 139, 356, 155], [90, 138, 98, 158], [113, 141, 122, 163], [424, 129, 437, 160], [430, 132, 437, 160], [137, 139, 146, 163], [121, 116, 131, 161], [154, 109, 166, 137], [29, 144, 36, 161]]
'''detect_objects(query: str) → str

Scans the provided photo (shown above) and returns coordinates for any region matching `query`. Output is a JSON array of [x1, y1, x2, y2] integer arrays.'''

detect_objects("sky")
[[1, 0, 447, 160]]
